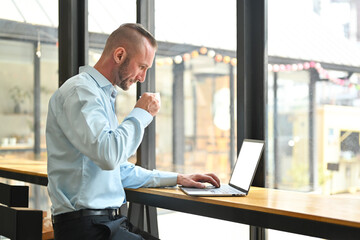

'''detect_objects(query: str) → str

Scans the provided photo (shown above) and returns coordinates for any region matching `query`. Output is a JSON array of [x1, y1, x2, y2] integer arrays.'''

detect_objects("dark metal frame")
[[237, 0, 267, 186], [237, 1, 267, 239], [59, 0, 88, 87], [135, 0, 156, 174]]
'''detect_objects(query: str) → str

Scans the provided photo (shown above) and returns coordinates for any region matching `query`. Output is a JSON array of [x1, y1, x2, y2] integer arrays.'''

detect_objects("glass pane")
[[267, 1, 360, 238], [0, 0, 58, 217], [155, 0, 236, 50], [268, 0, 360, 210], [0, 41, 58, 153], [267, 0, 360, 198], [0, 0, 26, 22], [14, 0, 56, 26], [0, 40, 34, 147], [155, 0, 242, 239], [88, 0, 136, 34], [155, 0, 237, 185]]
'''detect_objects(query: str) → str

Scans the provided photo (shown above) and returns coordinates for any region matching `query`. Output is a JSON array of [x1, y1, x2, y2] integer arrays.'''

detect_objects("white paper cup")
[[154, 92, 161, 106]]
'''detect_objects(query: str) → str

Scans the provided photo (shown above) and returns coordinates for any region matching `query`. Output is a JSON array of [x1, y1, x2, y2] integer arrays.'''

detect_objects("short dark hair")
[[120, 23, 158, 49], [103, 23, 158, 55]]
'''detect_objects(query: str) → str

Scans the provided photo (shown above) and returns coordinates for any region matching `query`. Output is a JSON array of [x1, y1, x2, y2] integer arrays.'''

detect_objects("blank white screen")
[[229, 140, 264, 191]]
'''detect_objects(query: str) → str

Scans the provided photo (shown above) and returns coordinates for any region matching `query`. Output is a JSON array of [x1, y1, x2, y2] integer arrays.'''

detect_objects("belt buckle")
[[110, 208, 120, 219]]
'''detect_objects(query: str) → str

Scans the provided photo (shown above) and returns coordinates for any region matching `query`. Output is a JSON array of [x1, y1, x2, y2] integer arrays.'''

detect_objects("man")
[[46, 23, 220, 240]]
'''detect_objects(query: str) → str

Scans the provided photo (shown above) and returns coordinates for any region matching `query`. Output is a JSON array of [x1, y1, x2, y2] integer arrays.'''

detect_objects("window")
[[155, 0, 237, 187], [0, 1, 58, 157], [154, 0, 243, 239], [267, 0, 360, 237], [0, 0, 59, 215]]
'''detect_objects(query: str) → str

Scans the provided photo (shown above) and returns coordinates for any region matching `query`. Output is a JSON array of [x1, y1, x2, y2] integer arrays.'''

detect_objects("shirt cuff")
[[126, 108, 153, 128], [156, 171, 178, 187]]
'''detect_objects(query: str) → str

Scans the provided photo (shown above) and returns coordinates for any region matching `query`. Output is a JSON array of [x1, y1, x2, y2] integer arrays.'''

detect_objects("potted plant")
[[9, 86, 31, 113]]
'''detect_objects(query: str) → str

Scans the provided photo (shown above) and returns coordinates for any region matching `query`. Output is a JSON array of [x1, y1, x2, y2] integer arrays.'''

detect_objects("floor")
[[157, 209, 324, 240]]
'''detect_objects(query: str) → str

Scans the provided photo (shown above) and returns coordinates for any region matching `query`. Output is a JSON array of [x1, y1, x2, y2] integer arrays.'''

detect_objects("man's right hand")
[[135, 92, 160, 116], [177, 173, 221, 188]]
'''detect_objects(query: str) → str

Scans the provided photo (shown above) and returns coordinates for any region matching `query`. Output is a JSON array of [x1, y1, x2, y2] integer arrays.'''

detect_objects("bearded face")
[[116, 57, 136, 91], [113, 39, 155, 90]]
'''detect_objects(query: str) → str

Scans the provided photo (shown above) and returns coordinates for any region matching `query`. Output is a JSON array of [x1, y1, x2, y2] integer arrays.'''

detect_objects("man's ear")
[[113, 47, 127, 64]]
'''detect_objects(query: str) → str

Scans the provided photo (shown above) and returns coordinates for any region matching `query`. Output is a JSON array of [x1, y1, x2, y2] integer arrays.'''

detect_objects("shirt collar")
[[79, 65, 117, 98]]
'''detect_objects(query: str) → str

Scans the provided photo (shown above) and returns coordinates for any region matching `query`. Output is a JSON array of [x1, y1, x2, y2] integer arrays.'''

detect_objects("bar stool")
[[0, 182, 54, 240]]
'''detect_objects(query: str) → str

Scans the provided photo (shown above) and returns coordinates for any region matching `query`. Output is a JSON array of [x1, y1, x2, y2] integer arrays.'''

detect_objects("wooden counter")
[[126, 187, 360, 229], [1, 157, 360, 239], [125, 187, 360, 239], [0, 157, 48, 185]]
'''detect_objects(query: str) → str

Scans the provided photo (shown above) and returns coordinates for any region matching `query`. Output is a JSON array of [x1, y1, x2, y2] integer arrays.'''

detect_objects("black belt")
[[52, 208, 122, 224]]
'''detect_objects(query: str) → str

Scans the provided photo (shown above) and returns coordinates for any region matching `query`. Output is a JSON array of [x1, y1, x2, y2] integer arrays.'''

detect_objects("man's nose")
[[138, 71, 147, 83]]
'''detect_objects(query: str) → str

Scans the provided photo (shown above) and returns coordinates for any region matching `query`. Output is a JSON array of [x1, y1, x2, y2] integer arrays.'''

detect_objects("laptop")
[[180, 139, 265, 197]]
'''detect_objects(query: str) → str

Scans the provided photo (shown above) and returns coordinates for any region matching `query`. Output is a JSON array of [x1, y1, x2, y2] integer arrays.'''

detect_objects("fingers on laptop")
[[205, 173, 221, 188], [178, 173, 220, 188], [202, 173, 221, 188], [191, 173, 220, 188]]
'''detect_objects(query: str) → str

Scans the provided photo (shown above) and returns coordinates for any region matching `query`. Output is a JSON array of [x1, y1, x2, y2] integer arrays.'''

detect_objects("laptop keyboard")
[[209, 185, 241, 194]]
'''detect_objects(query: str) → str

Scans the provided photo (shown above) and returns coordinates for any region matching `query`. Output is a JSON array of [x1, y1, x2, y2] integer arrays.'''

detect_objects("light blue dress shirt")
[[46, 66, 177, 215]]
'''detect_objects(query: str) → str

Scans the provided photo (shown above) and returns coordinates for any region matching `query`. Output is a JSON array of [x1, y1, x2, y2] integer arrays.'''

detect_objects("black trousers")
[[53, 214, 160, 240]]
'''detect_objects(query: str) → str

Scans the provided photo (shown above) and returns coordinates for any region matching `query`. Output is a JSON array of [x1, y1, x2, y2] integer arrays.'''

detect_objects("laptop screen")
[[229, 139, 264, 192]]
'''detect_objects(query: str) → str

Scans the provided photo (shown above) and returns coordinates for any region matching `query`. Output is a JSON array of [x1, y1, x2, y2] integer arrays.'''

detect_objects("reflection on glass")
[[0, 40, 35, 149], [267, 1, 360, 239], [155, 0, 237, 183], [88, 0, 136, 34], [155, 0, 236, 49], [0, 41, 58, 152], [154, 1, 240, 238], [0, 0, 59, 216], [155, 54, 237, 181], [268, 0, 360, 200]]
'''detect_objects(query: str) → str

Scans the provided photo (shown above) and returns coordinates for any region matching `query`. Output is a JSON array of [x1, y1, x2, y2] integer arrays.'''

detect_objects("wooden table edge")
[[125, 187, 360, 229]]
